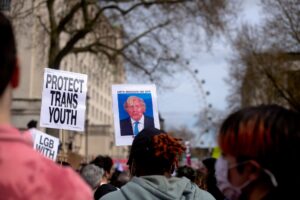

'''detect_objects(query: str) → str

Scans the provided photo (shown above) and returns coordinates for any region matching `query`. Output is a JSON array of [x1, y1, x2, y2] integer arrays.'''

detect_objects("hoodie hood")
[[101, 175, 215, 200]]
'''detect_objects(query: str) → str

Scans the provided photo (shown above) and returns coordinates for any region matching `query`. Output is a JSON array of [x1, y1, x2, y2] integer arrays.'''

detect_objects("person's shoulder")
[[37, 155, 93, 197], [1, 147, 93, 199], [94, 183, 118, 200], [120, 117, 130, 122], [40, 159, 93, 199], [120, 117, 131, 126], [195, 185, 216, 200], [99, 189, 123, 200], [144, 115, 154, 122]]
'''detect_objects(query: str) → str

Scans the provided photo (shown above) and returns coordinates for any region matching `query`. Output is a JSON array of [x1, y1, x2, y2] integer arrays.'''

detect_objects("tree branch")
[[57, 2, 82, 32], [121, 51, 152, 77], [119, 20, 171, 52], [47, 0, 57, 31], [11, 0, 47, 19], [255, 53, 299, 109], [81, 0, 89, 23], [71, 42, 117, 58], [37, 14, 50, 34], [277, 0, 300, 45], [99, 0, 185, 16]]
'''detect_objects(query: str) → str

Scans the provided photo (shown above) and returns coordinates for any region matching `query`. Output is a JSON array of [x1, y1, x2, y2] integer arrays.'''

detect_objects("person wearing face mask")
[[216, 104, 300, 200]]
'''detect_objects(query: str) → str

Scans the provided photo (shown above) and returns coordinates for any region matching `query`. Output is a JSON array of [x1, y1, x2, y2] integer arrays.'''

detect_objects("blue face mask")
[[215, 156, 278, 200]]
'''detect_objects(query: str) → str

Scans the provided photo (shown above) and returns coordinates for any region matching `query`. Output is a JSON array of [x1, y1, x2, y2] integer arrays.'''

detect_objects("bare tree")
[[168, 125, 195, 142], [227, 0, 300, 111], [262, 0, 300, 51], [10, 0, 235, 84]]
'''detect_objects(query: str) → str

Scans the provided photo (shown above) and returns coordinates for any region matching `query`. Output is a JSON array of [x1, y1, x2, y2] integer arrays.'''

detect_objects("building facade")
[[10, 0, 128, 165]]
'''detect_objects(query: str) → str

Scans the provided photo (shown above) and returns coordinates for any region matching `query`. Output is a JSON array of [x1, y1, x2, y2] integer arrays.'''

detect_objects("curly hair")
[[128, 128, 186, 176], [152, 134, 186, 168]]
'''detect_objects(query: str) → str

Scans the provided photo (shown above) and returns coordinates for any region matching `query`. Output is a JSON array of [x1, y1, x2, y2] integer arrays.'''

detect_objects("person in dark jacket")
[[200, 158, 226, 200]]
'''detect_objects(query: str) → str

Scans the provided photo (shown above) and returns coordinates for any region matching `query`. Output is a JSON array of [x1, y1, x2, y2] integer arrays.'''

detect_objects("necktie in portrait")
[[133, 121, 139, 136]]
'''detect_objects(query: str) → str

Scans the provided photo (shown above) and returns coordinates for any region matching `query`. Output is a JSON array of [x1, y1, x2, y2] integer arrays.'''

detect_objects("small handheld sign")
[[112, 84, 160, 146], [40, 68, 88, 132], [33, 129, 60, 161]]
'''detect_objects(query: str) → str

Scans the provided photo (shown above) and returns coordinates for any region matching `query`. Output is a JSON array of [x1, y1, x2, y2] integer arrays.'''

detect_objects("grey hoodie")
[[100, 175, 215, 200]]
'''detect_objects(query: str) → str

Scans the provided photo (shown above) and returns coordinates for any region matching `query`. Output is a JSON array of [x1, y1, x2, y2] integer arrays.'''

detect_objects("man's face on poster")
[[125, 97, 146, 121]]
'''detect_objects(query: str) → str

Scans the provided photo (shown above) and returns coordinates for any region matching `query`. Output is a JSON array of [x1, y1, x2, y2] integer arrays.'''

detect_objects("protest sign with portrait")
[[112, 84, 160, 146]]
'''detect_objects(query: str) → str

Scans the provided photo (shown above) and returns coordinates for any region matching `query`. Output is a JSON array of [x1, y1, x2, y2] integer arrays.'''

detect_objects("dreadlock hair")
[[128, 127, 186, 177]]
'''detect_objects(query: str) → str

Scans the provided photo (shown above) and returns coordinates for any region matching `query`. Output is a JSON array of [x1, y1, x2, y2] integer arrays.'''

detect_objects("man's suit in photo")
[[120, 116, 154, 136]]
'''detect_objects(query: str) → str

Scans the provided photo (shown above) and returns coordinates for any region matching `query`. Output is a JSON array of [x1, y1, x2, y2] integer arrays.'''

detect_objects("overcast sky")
[[157, 0, 262, 133]]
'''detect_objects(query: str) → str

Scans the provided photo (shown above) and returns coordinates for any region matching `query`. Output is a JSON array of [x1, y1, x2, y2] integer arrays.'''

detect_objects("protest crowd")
[[1, 10, 300, 200]]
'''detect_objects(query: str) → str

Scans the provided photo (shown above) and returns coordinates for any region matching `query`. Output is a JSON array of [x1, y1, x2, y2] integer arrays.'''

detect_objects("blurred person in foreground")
[[0, 12, 92, 200], [100, 127, 215, 200], [200, 158, 226, 200], [216, 105, 300, 200]]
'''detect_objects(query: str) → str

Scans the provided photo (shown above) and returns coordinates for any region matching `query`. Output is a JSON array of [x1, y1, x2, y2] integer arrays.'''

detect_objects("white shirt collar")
[[130, 115, 144, 125]]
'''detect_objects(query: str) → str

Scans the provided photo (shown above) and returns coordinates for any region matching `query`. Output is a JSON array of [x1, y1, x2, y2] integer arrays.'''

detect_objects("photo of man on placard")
[[119, 95, 154, 136]]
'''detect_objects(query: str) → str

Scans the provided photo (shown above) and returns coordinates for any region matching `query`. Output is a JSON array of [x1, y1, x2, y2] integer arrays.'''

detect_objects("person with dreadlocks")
[[100, 127, 215, 200]]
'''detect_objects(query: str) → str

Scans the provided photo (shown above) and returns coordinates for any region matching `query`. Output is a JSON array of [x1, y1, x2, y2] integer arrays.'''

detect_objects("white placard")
[[112, 84, 160, 146], [33, 129, 60, 161], [40, 68, 88, 132]]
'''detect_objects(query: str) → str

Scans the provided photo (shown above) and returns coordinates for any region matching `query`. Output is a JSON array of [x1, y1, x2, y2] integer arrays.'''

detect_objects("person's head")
[[195, 169, 207, 190], [127, 127, 186, 177], [124, 96, 146, 121], [0, 12, 19, 120], [200, 157, 216, 175], [110, 170, 130, 188], [27, 120, 37, 129], [80, 164, 104, 190], [176, 165, 196, 182], [217, 104, 300, 199], [90, 155, 114, 182]]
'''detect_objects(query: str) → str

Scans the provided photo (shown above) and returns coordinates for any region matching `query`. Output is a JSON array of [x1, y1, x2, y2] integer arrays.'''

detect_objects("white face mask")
[[215, 156, 242, 200], [215, 156, 278, 200]]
